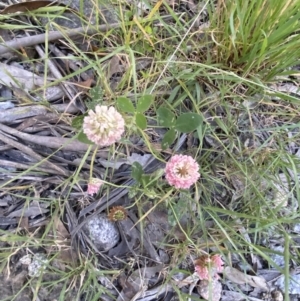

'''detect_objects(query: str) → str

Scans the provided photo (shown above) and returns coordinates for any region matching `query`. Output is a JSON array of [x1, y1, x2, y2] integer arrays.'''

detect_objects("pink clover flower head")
[[87, 178, 103, 195], [83, 105, 125, 147], [165, 154, 200, 189], [211, 254, 224, 273], [194, 254, 224, 280]]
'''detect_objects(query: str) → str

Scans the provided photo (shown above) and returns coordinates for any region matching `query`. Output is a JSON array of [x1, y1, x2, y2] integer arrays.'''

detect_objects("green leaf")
[[86, 86, 103, 110], [131, 162, 143, 182], [135, 113, 147, 130], [145, 25, 153, 34], [90, 86, 103, 102], [128, 186, 138, 198], [175, 113, 203, 133], [167, 207, 177, 227], [77, 131, 94, 144], [161, 128, 176, 150], [141, 175, 152, 187], [157, 107, 176, 127], [72, 115, 84, 130], [168, 199, 187, 226], [196, 123, 207, 147], [143, 188, 156, 199], [136, 95, 153, 113], [116, 97, 135, 113]]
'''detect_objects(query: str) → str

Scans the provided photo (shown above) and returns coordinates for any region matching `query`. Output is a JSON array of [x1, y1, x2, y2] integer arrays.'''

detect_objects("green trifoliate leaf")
[[116, 96, 135, 113], [89, 86, 103, 102], [77, 131, 94, 144], [131, 162, 143, 182], [137, 95, 154, 113], [72, 115, 84, 130], [157, 107, 176, 127], [161, 128, 176, 150], [135, 113, 147, 130], [175, 113, 203, 133]]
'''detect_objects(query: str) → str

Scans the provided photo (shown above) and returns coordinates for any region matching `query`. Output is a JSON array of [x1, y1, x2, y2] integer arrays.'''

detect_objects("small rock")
[[269, 245, 285, 267], [292, 224, 300, 233], [28, 253, 48, 278], [275, 274, 300, 294], [82, 214, 120, 251], [19, 254, 32, 266]]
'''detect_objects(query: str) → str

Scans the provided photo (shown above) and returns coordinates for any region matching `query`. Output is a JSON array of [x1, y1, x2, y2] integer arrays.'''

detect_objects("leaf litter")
[[0, 0, 300, 301]]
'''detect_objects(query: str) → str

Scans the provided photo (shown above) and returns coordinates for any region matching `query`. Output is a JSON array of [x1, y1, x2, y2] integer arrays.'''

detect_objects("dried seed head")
[[108, 206, 127, 221]]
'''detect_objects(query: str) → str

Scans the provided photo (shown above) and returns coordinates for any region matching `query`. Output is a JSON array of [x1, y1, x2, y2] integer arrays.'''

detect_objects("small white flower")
[[83, 105, 125, 147]]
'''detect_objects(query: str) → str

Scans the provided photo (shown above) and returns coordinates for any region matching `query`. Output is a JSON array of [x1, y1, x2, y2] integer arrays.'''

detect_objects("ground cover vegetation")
[[0, 0, 300, 300]]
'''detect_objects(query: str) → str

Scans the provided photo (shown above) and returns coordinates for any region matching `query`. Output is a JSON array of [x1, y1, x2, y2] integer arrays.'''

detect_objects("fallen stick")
[[0, 122, 94, 152], [0, 103, 79, 124], [0, 15, 173, 55], [0, 23, 120, 55]]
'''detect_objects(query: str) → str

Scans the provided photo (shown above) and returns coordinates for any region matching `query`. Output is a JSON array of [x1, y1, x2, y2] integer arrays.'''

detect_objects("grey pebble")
[[275, 274, 300, 294], [82, 214, 120, 252]]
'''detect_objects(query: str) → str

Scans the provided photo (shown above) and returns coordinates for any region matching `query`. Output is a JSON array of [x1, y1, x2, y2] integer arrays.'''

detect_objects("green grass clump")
[[207, 0, 300, 81]]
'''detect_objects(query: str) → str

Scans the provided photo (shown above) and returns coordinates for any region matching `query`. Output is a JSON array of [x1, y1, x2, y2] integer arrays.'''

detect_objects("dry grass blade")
[[33, 43, 85, 113]]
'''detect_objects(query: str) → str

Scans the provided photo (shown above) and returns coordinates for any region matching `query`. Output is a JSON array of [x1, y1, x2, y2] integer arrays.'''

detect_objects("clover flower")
[[87, 178, 103, 195], [165, 154, 200, 189], [83, 105, 125, 147], [194, 254, 224, 280]]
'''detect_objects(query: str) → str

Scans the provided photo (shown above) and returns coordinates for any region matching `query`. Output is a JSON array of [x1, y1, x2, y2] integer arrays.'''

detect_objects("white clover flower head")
[[83, 105, 125, 147]]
